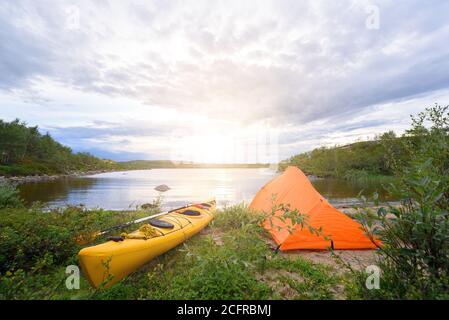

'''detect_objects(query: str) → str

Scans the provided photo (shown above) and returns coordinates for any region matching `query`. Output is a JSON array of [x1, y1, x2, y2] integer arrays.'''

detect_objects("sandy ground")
[[279, 249, 377, 271], [261, 237, 377, 271]]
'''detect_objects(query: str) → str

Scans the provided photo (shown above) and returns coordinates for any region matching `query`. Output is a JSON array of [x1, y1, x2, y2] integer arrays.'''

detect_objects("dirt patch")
[[256, 270, 303, 300], [263, 237, 377, 271], [200, 227, 224, 246], [211, 233, 224, 246], [329, 283, 347, 300], [280, 249, 378, 272]]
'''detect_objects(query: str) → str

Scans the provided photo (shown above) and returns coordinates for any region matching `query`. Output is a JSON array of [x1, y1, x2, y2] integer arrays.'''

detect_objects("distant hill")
[[278, 131, 400, 182], [0, 119, 117, 177], [118, 160, 271, 170]]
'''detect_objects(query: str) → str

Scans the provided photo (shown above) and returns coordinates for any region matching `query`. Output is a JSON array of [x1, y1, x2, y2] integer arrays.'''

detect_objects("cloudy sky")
[[1, 0, 449, 163]]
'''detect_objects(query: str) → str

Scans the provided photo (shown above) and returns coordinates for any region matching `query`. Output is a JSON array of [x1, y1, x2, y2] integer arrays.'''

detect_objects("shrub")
[[355, 105, 449, 299], [0, 206, 146, 273], [211, 203, 263, 231], [0, 183, 24, 209]]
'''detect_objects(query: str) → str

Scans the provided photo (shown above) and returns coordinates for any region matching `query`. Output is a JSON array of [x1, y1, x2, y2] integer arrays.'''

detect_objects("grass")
[[0, 204, 353, 300], [341, 169, 396, 185]]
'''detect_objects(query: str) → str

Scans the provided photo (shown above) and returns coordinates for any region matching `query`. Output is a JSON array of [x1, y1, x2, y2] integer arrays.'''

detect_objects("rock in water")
[[141, 203, 158, 210], [154, 184, 170, 192]]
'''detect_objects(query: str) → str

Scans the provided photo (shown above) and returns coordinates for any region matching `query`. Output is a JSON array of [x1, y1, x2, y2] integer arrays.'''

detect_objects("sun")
[[175, 134, 235, 164]]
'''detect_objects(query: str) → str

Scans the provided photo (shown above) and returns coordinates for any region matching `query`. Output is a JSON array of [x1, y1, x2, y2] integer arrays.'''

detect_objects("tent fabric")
[[249, 166, 378, 250]]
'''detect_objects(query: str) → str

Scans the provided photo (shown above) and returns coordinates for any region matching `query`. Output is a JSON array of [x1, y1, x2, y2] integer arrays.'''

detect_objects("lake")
[[17, 168, 391, 210]]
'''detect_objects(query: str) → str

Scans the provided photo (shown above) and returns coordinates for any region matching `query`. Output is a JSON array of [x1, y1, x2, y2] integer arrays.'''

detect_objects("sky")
[[1, 0, 449, 163]]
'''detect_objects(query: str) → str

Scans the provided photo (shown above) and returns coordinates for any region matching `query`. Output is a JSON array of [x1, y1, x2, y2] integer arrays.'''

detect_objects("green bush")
[[279, 138, 392, 179], [0, 183, 24, 209], [211, 203, 263, 231], [161, 241, 271, 299], [0, 206, 146, 273], [342, 169, 394, 185], [355, 104, 449, 299], [279, 122, 427, 182], [0, 201, 160, 299]]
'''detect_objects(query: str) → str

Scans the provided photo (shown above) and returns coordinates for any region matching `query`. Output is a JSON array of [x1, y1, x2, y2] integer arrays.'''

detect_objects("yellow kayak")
[[78, 200, 216, 288]]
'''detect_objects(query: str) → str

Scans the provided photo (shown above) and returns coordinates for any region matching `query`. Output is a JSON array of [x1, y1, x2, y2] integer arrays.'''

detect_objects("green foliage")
[[0, 205, 152, 299], [0, 119, 117, 176], [146, 241, 271, 299], [354, 104, 449, 299], [0, 183, 24, 209], [266, 258, 339, 299], [0, 206, 146, 273], [279, 130, 414, 183], [342, 169, 394, 185], [263, 195, 328, 241], [211, 203, 264, 231], [0, 264, 96, 300]]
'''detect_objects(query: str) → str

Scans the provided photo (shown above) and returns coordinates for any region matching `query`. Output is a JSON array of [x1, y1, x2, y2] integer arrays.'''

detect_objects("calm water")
[[18, 168, 390, 210]]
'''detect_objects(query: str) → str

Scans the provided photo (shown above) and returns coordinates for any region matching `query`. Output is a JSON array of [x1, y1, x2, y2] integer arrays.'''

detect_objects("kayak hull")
[[78, 201, 215, 288]]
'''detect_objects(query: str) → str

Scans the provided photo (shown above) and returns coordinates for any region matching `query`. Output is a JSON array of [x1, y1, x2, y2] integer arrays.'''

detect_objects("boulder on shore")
[[154, 184, 170, 192]]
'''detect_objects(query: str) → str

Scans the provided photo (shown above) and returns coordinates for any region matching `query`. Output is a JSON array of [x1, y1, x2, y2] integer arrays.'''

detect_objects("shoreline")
[[0, 167, 273, 185], [0, 169, 118, 185]]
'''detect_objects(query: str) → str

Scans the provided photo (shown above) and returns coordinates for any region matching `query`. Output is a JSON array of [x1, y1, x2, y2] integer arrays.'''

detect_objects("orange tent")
[[249, 166, 378, 250]]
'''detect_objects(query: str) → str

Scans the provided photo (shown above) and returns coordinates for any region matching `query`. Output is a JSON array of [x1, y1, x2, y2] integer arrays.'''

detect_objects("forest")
[[279, 129, 427, 183], [0, 119, 117, 176]]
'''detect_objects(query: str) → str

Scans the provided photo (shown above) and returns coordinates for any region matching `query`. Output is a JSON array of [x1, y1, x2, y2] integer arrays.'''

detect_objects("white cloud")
[[1, 0, 449, 161]]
